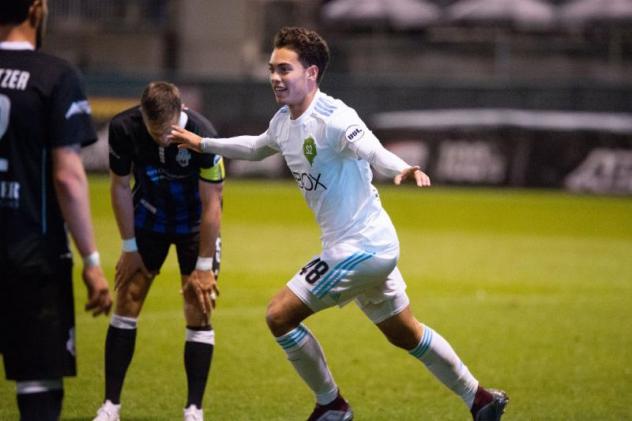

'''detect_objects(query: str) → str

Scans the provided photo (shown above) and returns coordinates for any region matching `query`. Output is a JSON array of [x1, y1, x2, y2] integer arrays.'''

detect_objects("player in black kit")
[[93, 82, 224, 421], [0, 1, 113, 420]]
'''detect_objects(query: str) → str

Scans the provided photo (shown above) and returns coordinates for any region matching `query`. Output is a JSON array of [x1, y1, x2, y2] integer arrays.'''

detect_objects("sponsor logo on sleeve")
[[65, 100, 92, 119], [345, 125, 364, 143]]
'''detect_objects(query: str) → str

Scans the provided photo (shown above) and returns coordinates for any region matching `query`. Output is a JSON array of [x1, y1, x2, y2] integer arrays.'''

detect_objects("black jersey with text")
[[109, 106, 224, 235], [0, 48, 97, 272]]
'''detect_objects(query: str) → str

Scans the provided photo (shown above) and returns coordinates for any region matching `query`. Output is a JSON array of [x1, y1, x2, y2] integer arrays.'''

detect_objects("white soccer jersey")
[[201, 90, 412, 250]]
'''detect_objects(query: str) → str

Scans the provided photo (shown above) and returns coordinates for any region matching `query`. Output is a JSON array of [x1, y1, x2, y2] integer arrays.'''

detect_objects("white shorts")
[[287, 244, 410, 324]]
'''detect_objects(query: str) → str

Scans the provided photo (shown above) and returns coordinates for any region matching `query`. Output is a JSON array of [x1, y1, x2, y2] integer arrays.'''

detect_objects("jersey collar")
[[178, 110, 188, 128], [0, 41, 35, 50], [290, 89, 322, 126]]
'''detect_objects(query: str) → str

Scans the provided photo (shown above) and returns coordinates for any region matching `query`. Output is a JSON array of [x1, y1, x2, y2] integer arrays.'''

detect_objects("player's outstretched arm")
[[346, 130, 431, 188], [394, 166, 431, 187], [170, 125, 202, 152]]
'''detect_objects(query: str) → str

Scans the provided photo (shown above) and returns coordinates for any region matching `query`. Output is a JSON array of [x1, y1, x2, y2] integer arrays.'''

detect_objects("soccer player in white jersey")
[[170, 27, 508, 421]]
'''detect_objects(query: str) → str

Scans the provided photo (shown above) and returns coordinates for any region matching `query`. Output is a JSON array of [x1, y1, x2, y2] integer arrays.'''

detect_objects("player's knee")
[[265, 302, 292, 336], [183, 299, 208, 328], [115, 292, 142, 317], [117, 274, 151, 304]]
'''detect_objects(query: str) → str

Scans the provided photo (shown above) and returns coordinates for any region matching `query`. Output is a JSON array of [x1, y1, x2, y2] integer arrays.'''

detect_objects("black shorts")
[[136, 229, 221, 277], [1, 256, 76, 381]]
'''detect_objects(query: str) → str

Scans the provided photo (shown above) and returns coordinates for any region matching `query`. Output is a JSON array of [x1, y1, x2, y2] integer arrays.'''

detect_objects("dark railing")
[[48, 0, 170, 31]]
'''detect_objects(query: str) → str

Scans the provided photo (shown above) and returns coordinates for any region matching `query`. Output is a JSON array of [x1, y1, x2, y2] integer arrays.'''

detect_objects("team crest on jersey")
[[303, 136, 317, 166], [176, 148, 191, 167]]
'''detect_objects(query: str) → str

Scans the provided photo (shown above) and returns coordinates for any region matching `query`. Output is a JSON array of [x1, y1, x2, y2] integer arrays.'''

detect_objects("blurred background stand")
[[321, 0, 442, 76], [446, 0, 557, 78], [40, 0, 632, 194], [559, 0, 632, 74], [321, 0, 442, 31]]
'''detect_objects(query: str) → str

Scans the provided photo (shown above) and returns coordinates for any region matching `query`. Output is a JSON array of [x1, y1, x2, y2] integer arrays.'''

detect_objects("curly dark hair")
[[273, 26, 330, 84], [0, 0, 35, 25]]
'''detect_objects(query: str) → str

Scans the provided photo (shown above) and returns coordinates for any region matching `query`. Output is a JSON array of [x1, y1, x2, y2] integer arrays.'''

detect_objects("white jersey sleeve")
[[200, 132, 277, 161], [200, 109, 285, 160], [329, 109, 411, 178]]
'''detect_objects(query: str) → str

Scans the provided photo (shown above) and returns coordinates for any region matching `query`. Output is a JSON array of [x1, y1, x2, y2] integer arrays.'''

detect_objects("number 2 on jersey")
[[299, 257, 330, 284], [0, 94, 10, 172], [0, 94, 10, 140]]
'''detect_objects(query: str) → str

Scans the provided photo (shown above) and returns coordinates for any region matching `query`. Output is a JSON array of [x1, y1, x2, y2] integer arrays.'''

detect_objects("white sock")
[[16, 379, 62, 394], [409, 325, 479, 408], [276, 324, 338, 405], [110, 314, 138, 330]]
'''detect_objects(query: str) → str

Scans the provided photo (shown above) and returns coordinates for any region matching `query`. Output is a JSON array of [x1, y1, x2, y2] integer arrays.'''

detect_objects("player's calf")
[[16, 380, 63, 421]]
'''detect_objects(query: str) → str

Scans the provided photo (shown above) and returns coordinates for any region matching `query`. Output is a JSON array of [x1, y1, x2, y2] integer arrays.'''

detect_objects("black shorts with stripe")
[[136, 229, 221, 277], [1, 257, 76, 381]]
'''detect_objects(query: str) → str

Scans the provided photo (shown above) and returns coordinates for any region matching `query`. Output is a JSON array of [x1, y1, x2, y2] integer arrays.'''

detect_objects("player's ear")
[[29, 0, 43, 28], [307, 65, 319, 82]]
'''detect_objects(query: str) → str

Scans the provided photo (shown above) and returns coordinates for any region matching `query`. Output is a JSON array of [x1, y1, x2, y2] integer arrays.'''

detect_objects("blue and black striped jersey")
[[109, 106, 224, 235]]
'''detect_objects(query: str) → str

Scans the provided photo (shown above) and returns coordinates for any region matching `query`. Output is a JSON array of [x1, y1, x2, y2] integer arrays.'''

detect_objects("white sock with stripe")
[[275, 324, 338, 405], [409, 325, 479, 407]]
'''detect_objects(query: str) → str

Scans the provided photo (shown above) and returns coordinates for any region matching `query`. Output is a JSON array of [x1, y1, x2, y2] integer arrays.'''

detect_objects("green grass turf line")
[[1, 176, 631, 420]]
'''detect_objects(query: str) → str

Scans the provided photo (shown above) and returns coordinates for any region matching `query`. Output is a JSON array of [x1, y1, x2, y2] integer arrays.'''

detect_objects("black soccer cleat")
[[472, 388, 509, 421], [306, 392, 353, 421]]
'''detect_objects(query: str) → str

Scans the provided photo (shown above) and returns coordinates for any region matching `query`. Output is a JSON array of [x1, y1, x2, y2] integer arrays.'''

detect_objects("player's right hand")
[[169, 125, 202, 152], [115, 251, 152, 290], [83, 265, 113, 317]]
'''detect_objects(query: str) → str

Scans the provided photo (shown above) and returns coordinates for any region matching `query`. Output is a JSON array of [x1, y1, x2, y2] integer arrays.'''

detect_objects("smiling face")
[[269, 47, 318, 119]]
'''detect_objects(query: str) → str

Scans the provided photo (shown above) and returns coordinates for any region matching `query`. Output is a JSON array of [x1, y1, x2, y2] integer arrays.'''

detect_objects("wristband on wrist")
[[122, 237, 138, 252], [195, 256, 214, 271], [200, 138, 212, 153], [83, 251, 100, 267]]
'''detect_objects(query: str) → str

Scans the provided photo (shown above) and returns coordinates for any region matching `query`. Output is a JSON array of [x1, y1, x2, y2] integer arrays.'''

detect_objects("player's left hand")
[[394, 166, 431, 187], [169, 125, 203, 152], [182, 270, 219, 315]]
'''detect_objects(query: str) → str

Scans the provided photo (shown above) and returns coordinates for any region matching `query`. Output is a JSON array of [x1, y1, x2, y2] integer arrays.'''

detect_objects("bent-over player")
[[93, 82, 224, 421]]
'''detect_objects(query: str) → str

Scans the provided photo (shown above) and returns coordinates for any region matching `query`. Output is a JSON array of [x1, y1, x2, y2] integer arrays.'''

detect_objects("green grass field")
[[2, 176, 632, 420]]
